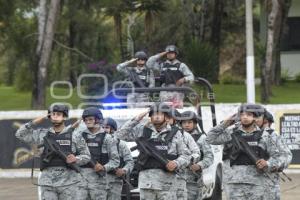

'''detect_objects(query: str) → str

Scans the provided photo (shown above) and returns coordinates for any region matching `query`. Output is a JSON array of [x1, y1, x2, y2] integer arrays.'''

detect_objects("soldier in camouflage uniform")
[[207, 103, 283, 200], [103, 117, 134, 200], [180, 111, 214, 200], [255, 108, 292, 200], [78, 107, 120, 200], [117, 51, 155, 106], [166, 108, 199, 200], [146, 45, 194, 108], [115, 103, 190, 200], [15, 104, 91, 200]]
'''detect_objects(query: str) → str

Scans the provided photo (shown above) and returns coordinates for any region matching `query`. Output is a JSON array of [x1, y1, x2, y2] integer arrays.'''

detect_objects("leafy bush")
[[183, 39, 219, 83], [14, 63, 33, 91]]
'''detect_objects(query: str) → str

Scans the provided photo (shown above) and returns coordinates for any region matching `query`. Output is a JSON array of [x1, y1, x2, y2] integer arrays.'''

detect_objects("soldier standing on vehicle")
[[180, 111, 214, 200], [117, 51, 155, 106], [146, 45, 194, 107], [103, 117, 134, 200], [78, 107, 120, 200], [115, 103, 190, 200], [15, 104, 91, 200], [255, 108, 292, 200], [206, 103, 283, 200]]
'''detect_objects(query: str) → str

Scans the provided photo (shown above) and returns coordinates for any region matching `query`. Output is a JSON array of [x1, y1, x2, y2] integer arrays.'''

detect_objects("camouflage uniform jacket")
[[15, 121, 90, 187], [115, 118, 190, 190], [117, 62, 155, 88], [146, 54, 194, 84], [78, 128, 120, 172], [206, 123, 282, 185], [186, 129, 214, 183]]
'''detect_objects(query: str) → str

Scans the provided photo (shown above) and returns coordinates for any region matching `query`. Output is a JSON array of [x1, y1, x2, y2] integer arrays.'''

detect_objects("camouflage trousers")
[[175, 178, 187, 200], [107, 174, 123, 200], [222, 160, 232, 199], [274, 184, 280, 200], [83, 180, 107, 200], [186, 182, 202, 200], [264, 174, 280, 200], [227, 183, 265, 200], [140, 188, 176, 200], [41, 182, 86, 200], [81, 168, 108, 200]]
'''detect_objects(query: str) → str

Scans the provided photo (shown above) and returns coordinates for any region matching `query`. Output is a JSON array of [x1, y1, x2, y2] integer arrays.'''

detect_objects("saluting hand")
[[159, 51, 168, 58], [66, 154, 77, 164], [223, 114, 237, 127], [32, 115, 48, 125], [166, 160, 177, 172], [71, 119, 82, 129], [135, 109, 150, 121]]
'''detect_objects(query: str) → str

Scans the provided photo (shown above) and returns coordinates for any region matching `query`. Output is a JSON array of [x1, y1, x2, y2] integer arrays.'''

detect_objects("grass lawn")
[[0, 86, 81, 111], [195, 81, 300, 104], [0, 82, 299, 110]]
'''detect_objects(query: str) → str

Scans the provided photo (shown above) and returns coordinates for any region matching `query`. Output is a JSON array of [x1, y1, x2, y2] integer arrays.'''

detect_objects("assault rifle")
[[231, 134, 275, 182], [135, 138, 184, 178], [87, 159, 106, 177], [40, 137, 81, 173], [127, 69, 146, 88]]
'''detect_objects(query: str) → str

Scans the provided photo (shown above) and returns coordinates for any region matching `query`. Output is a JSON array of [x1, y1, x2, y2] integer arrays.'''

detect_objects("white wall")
[[289, 0, 300, 17], [281, 52, 300, 77], [281, 0, 300, 77]]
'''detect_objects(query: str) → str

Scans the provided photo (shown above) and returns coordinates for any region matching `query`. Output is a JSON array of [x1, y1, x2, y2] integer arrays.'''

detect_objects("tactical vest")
[[40, 130, 74, 170], [137, 126, 179, 171], [266, 129, 274, 134], [129, 68, 150, 88], [160, 62, 184, 85], [223, 129, 270, 166], [81, 132, 109, 168]]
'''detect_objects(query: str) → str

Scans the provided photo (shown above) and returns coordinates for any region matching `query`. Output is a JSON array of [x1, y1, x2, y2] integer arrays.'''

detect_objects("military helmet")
[[82, 107, 103, 120], [264, 110, 274, 123], [165, 45, 179, 55], [149, 103, 171, 117], [48, 104, 69, 117], [134, 51, 148, 60], [238, 103, 265, 118], [180, 111, 198, 123], [103, 117, 118, 131], [168, 108, 181, 120]]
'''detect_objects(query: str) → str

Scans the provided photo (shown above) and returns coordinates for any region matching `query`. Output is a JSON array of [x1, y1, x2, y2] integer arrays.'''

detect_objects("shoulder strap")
[[98, 132, 106, 153], [191, 133, 202, 142], [117, 138, 120, 154], [164, 126, 179, 144], [175, 62, 181, 69], [81, 132, 88, 141], [266, 129, 274, 134], [142, 127, 152, 139]]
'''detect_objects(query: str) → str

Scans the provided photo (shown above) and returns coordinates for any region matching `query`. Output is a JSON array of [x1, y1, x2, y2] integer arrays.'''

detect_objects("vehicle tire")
[[207, 166, 222, 200]]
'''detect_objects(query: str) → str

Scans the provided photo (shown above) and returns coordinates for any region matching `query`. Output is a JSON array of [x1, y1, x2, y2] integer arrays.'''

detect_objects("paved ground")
[[0, 174, 299, 199]]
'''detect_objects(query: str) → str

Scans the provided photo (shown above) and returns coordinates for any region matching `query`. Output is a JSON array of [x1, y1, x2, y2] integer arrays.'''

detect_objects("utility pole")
[[245, 0, 255, 103]]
